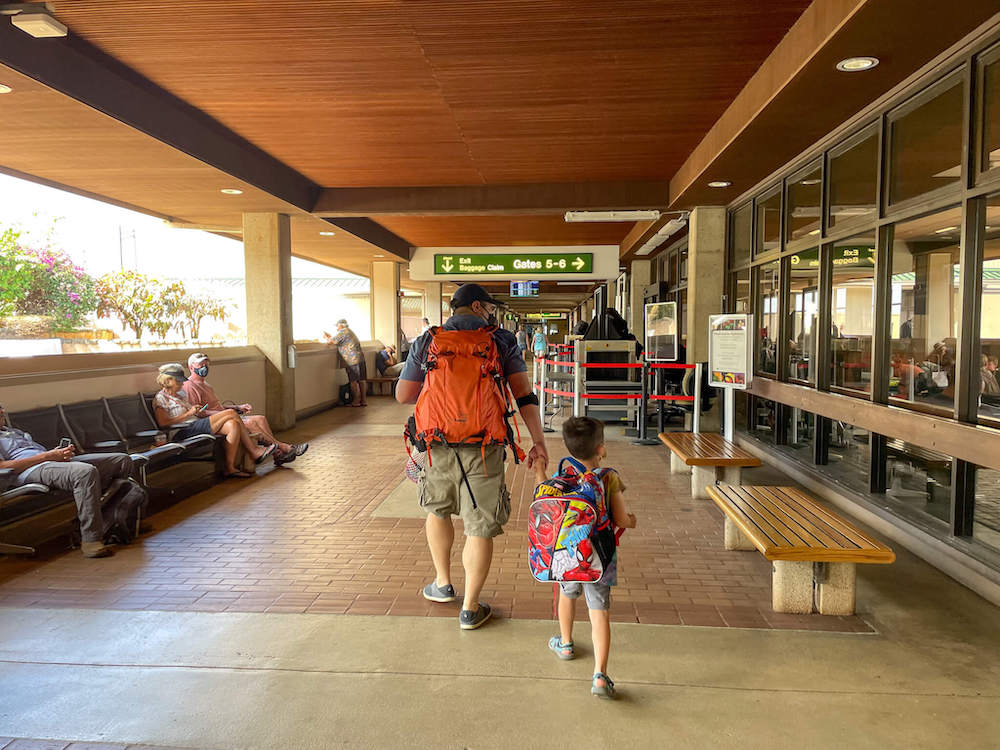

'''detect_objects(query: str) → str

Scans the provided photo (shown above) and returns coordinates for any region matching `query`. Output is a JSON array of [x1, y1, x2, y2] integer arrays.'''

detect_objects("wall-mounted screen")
[[510, 281, 540, 297]]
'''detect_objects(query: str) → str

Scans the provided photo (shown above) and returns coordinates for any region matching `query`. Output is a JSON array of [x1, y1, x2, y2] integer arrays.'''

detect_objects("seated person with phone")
[[0, 403, 139, 558], [181, 353, 307, 466], [153, 363, 274, 479]]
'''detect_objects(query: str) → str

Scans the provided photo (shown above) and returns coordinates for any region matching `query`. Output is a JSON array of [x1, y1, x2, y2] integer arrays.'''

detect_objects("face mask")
[[193, 366, 209, 377]]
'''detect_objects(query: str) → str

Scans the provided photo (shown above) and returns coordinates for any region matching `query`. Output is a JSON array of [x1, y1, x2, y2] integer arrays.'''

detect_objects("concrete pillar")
[[720, 466, 743, 485], [724, 516, 756, 551], [670, 452, 691, 475], [370, 261, 400, 348], [687, 206, 727, 432], [423, 282, 443, 327], [629, 259, 652, 341], [816, 562, 856, 615], [691, 465, 716, 500], [243, 212, 295, 430]]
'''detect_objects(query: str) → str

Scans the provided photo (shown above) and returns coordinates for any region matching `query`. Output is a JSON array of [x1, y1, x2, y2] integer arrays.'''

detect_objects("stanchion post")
[[724, 387, 735, 443], [532, 357, 538, 396], [693, 362, 703, 434], [539, 356, 548, 422], [656, 367, 665, 435], [573, 361, 583, 418], [637, 361, 647, 437]]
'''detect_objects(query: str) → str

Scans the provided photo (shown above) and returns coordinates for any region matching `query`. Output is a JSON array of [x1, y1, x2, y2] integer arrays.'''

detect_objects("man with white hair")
[[324, 319, 368, 407]]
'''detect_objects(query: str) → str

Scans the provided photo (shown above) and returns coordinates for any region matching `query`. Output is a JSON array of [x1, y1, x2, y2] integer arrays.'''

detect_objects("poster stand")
[[708, 314, 753, 443]]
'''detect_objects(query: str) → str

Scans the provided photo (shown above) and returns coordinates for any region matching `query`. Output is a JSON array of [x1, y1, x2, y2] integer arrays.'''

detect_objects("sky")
[[0, 172, 359, 280]]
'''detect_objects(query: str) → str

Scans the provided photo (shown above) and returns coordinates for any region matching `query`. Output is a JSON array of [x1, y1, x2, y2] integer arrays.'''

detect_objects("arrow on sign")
[[442, 257, 454, 272], [572, 256, 585, 271]]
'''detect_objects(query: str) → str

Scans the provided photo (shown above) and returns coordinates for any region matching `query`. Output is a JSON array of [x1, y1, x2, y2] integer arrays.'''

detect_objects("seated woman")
[[153, 363, 273, 478]]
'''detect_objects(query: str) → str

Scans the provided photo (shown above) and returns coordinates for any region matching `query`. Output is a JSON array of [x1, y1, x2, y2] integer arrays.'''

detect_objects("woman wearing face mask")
[[183, 353, 307, 466]]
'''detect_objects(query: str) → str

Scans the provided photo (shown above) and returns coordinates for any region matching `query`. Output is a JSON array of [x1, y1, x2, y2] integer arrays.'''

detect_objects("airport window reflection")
[[829, 127, 878, 228], [786, 164, 822, 242], [785, 408, 815, 455], [787, 248, 820, 383], [889, 207, 962, 413], [974, 466, 1000, 554], [889, 76, 964, 205], [756, 188, 781, 256], [982, 55, 1000, 173], [732, 203, 752, 268], [756, 261, 780, 376], [822, 419, 871, 496], [752, 397, 778, 444], [886, 442, 953, 525], [732, 269, 751, 314], [830, 233, 876, 393], [979, 193, 1000, 424]]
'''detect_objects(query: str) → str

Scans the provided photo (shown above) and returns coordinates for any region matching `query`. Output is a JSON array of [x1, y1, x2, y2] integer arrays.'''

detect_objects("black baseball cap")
[[450, 283, 500, 310]]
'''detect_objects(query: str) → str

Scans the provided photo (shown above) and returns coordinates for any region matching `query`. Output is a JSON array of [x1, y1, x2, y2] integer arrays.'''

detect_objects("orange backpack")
[[406, 326, 525, 465]]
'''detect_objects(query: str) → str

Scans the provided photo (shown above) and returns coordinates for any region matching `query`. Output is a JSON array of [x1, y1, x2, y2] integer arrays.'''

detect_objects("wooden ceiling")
[[48, 0, 811, 187], [378, 216, 630, 248]]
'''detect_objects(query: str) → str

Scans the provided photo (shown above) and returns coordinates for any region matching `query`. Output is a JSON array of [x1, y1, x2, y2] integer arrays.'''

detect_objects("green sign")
[[434, 252, 593, 275], [790, 246, 874, 268], [526, 313, 565, 320]]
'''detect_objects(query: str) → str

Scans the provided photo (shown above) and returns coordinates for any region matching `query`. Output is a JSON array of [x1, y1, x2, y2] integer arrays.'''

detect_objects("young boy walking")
[[545, 416, 636, 699]]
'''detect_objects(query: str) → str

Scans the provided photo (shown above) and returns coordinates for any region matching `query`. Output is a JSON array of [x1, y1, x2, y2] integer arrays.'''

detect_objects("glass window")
[[752, 397, 778, 444], [679, 247, 688, 284], [981, 54, 1000, 173], [666, 251, 678, 288], [731, 203, 752, 268], [886, 440, 953, 525], [756, 187, 781, 256], [974, 466, 1000, 554], [756, 261, 780, 376], [788, 248, 820, 383], [679, 289, 688, 344], [823, 419, 871, 496], [732, 269, 751, 314], [888, 76, 964, 205], [888, 207, 962, 413], [785, 408, 815, 456], [830, 232, 876, 393], [980, 193, 1000, 423], [829, 127, 879, 228], [786, 163, 822, 242]]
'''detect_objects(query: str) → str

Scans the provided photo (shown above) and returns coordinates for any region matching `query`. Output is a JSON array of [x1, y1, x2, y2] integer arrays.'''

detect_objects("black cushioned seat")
[[8, 406, 67, 450], [59, 400, 126, 453]]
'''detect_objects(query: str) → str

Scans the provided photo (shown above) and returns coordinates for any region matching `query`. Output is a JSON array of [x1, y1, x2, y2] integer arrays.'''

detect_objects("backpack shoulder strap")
[[558, 456, 587, 476]]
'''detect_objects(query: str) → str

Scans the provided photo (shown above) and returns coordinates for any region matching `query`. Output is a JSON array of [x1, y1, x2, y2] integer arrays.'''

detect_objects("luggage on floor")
[[101, 478, 149, 545]]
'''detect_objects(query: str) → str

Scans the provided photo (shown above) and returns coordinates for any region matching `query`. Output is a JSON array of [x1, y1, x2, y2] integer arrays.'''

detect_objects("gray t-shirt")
[[0, 427, 48, 483], [399, 314, 527, 383]]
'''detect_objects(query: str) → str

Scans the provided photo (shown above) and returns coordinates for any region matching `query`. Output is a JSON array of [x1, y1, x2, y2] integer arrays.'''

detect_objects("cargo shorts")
[[418, 445, 511, 538]]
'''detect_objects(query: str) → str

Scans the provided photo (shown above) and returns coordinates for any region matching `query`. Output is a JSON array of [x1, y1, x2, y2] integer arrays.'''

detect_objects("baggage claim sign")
[[433, 252, 594, 275]]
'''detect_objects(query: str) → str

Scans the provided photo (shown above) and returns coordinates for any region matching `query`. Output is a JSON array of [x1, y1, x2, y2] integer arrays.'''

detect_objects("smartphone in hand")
[[58, 437, 72, 449], [197, 404, 209, 414]]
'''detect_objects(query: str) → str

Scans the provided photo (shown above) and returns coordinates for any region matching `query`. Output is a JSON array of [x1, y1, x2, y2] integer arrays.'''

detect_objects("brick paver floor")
[[0, 399, 872, 632]]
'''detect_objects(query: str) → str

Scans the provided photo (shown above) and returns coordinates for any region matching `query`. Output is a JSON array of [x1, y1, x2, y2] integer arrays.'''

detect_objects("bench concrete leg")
[[772, 561, 814, 614], [691, 465, 715, 500], [670, 452, 691, 475], [724, 516, 755, 550], [720, 466, 742, 486], [815, 562, 856, 616]]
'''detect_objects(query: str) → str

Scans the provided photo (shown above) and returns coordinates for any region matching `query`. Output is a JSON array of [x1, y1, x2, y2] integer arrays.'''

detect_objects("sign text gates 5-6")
[[433, 252, 593, 275]]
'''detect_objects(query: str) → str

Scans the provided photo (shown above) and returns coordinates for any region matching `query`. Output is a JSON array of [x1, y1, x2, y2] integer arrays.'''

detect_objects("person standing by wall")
[[324, 319, 368, 407], [396, 284, 548, 630]]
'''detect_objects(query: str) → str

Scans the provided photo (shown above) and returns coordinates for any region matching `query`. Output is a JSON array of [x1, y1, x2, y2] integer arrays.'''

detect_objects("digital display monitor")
[[510, 281, 540, 297]]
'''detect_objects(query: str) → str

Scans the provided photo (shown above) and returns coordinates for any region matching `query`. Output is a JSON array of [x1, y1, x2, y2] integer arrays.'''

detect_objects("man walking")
[[0, 403, 142, 558], [324, 319, 368, 407], [396, 283, 548, 629]]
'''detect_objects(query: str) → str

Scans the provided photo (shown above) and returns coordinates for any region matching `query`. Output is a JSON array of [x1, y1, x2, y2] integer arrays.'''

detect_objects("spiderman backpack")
[[527, 457, 619, 583]]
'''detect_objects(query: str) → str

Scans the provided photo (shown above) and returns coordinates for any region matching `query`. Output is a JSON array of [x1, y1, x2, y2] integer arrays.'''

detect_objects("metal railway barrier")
[[532, 354, 701, 437]]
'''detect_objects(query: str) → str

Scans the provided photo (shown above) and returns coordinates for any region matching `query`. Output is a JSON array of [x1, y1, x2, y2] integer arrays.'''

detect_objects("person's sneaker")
[[423, 581, 456, 602], [459, 603, 492, 630], [591, 672, 616, 699], [81, 541, 113, 558]]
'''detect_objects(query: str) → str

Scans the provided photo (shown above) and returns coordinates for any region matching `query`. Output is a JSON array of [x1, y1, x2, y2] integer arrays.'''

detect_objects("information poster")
[[644, 301, 678, 362], [708, 314, 752, 389]]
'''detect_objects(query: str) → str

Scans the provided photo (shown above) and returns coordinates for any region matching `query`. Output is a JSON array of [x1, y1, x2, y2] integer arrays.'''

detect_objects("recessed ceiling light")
[[564, 210, 660, 223], [934, 226, 959, 234], [319, 231, 335, 236], [808, 229, 821, 236], [373, 254, 385, 258], [0, 84, 12, 94], [220, 188, 243, 195], [708, 181, 732, 188], [800, 178, 821, 185], [836, 56, 879, 72]]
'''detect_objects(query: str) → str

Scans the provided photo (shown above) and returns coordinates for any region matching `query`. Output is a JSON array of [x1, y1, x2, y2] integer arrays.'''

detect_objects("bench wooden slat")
[[707, 484, 895, 564], [742, 486, 855, 551], [657, 432, 762, 467]]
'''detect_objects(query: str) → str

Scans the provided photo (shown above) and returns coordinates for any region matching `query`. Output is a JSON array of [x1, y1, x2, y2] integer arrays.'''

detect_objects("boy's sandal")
[[591, 672, 616, 699], [224, 470, 253, 479], [547, 636, 574, 660]]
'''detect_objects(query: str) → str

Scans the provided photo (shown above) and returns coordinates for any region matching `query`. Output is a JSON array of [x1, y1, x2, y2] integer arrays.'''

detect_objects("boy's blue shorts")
[[559, 581, 611, 610]]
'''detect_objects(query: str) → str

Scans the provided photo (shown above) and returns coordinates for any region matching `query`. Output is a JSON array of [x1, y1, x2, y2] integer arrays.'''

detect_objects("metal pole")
[[908, 358, 916, 402], [533, 357, 538, 396], [693, 363, 703, 434], [656, 368, 665, 435], [724, 387, 735, 443], [539, 355, 548, 426]]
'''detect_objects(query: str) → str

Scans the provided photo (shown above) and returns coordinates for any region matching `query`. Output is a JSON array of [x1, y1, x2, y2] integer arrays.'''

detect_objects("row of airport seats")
[[1, 394, 224, 554]]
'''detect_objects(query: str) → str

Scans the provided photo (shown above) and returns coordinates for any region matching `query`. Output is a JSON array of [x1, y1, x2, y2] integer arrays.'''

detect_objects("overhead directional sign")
[[433, 252, 593, 275], [409, 245, 618, 281]]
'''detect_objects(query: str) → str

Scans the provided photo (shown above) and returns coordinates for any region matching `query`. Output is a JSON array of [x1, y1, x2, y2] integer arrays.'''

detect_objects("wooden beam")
[[0, 24, 319, 212], [312, 181, 670, 217], [323, 218, 412, 261], [749, 378, 1000, 472]]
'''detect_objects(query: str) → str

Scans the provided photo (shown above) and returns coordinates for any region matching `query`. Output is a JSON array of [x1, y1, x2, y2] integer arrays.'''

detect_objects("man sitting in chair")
[[182, 353, 308, 466], [376, 344, 405, 378], [0, 403, 142, 558]]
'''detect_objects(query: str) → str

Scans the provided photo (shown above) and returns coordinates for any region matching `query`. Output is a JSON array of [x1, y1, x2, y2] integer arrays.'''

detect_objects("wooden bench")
[[367, 376, 397, 396], [706, 484, 895, 615], [658, 432, 761, 500]]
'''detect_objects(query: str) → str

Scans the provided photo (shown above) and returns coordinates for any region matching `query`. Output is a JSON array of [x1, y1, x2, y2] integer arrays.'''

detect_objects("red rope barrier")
[[580, 362, 643, 369], [649, 395, 695, 401], [648, 363, 696, 369], [541, 388, 643, 400], [542, 388, 576, 397], [541, 359, 576, 367]]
